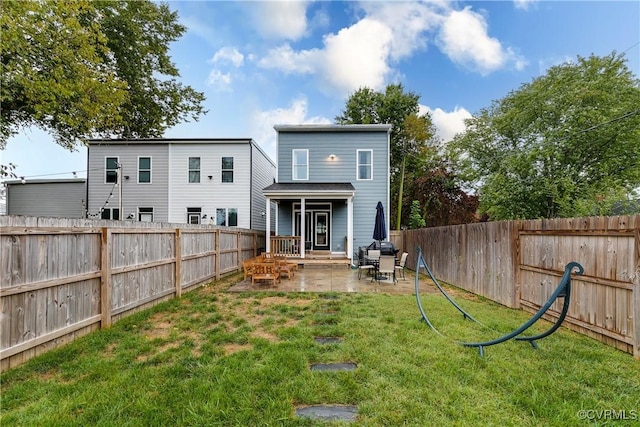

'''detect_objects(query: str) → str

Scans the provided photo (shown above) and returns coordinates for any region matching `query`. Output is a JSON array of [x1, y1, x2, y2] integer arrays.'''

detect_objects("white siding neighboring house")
[[4, 179, 86, 218], [87, 139, 275, 229]]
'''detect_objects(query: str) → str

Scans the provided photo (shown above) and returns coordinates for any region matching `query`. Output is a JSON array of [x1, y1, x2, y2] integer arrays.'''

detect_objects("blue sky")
[[2, 0, 639, 183]]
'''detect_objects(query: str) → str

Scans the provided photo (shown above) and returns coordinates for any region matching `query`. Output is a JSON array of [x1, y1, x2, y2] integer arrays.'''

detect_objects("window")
[[189, 157, 200, 183], [106, 157, 119, 183], [101, 208, 120, 220], [138, 207, 153, 222], [138, 157, 151, 183], [216, 208, 238, 227], [357, 149, 372, 180], [293, 149, 308, 180], [187, 207, 202, 224], [221, 157, 234, 183]]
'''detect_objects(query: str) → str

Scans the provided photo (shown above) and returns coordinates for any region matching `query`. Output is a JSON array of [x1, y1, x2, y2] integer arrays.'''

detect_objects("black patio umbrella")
[[373, 201, 387, 243]]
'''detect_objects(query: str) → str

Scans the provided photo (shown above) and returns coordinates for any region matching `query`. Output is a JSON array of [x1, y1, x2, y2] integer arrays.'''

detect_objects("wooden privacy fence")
[[0, 216, 265, 371], [402, 215, 640, 358]]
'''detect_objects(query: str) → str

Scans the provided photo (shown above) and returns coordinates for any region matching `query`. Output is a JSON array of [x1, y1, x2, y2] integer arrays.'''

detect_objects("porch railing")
[[270, 236, 301, 257]]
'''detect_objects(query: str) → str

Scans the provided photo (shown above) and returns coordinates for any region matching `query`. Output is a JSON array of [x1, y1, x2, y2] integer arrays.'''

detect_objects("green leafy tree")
[[336, 84, 437, 228], [449, 52, 640, 220], [1, 0, 205, 151], [408, 200, 426, 229]]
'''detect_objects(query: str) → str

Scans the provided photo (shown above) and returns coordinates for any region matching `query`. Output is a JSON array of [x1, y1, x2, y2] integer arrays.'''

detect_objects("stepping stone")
[[295, 404, 357, 422], [310, 362, 357, 371], [314, 336, 342, 345]]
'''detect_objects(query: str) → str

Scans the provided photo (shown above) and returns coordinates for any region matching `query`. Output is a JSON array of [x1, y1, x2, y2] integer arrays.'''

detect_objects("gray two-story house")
[[263, 124, 391, 264], [87, 138, 275, 229]]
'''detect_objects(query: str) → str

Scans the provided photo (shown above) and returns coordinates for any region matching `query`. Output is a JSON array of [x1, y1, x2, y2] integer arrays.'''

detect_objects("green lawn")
[[2, 274, 639, 426]]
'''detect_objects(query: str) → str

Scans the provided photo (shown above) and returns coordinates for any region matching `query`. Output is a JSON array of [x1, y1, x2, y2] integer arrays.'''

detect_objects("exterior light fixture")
[[329, 154, 336, 160]]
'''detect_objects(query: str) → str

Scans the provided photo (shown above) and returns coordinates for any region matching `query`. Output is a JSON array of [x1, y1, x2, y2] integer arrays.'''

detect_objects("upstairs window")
[[357, 150, 372, 180], [189, 157, 201, 183], [138, 157, 151, 183], [293, 149, 308, 180], [105, 157, 119, 183], [221, 157, 234, 183]]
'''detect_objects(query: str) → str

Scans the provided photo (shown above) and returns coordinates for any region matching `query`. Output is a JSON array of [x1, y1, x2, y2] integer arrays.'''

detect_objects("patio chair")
[[395, 252, 409, 280], [358, 249, 379, 279], [377, 255, 396, 284]]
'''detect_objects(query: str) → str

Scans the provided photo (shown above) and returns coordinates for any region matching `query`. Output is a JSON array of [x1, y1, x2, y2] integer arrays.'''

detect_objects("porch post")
[[300, 198, 306, 259], [347, 196, 353, 264], [265, 197, 271, 253]]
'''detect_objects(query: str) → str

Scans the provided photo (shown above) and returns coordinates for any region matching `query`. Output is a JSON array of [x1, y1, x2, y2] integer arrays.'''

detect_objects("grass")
[[1, 273, 639, 426]]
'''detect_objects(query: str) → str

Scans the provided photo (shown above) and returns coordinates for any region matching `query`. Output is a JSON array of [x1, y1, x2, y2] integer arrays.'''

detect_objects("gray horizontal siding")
[[7, 182, 86, 218]]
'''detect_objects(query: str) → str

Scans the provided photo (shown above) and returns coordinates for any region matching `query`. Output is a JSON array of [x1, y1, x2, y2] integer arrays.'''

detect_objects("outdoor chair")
[[358, 249, 379, 280], [395, 252, 409, 280], [377, 255, 396, 284]]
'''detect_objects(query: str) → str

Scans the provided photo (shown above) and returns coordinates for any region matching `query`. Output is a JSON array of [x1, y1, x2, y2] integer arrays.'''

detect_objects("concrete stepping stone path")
[[295, 404, 358, 421]]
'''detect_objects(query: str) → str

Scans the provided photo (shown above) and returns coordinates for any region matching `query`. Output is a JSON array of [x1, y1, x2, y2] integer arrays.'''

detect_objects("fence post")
[[175, 228, 182, 298], [237, 230, 242, 272], [512, 221, 522, 309], [215, 229, 221, 281], [100, 227, 112, 328], [634, 228, 639, 359]]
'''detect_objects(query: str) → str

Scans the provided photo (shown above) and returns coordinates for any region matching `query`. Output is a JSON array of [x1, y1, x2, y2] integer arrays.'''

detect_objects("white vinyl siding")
[[292, 149, 308, 180]]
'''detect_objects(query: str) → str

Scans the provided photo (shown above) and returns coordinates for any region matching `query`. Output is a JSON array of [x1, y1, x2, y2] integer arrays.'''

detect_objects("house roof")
[[274, 124, 391, 133], [263, 182, 355, 199]]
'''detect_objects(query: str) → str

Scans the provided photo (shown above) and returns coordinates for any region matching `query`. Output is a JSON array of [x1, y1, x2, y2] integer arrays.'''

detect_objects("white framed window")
[[293, 149, 308, 180], [357, 149, 373, 180], [187, 207, 202, 224], [138, 207, 153, 222], [216, 208, 238, 226], [221, 157, 234, 183], [101, 208, 120, 220], [105, 157, 119, 183], [189, 157, 200, 183], [138, 157, 151, 183]]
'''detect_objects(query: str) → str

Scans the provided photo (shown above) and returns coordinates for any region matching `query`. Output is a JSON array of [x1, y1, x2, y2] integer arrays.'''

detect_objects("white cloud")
[[420, 104, 472, 143], [252, 97, 331, 160], [514, 0, 538, 11], [437, 7, 526, 75], [207, 69, 232, 91], [258, 44, 319, 74], [210, 47, 244, 67], [251, 1, 310, 40], [320, 18, 394, 93]]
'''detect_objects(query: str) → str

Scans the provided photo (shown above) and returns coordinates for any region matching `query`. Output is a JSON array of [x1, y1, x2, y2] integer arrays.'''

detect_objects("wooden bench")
[[251, 262, 280, 286]]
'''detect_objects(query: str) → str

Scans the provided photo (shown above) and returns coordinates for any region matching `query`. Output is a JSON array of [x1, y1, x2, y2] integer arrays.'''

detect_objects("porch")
[[270, 235, 351, 268]]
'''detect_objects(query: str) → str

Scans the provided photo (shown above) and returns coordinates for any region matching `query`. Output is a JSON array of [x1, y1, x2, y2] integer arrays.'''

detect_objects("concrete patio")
[[227, 265, 439, 295]]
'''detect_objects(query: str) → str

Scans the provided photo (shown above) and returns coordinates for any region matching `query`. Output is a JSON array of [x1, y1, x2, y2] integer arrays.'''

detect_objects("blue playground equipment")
[[414, 247, 584, 356]]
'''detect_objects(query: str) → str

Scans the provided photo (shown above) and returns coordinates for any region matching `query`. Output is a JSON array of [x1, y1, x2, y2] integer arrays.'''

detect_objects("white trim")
[[137, 156, 152, 184], [356, 149, 373, 181], [188, 156, 201, 183], [292, 149, 308, 181]]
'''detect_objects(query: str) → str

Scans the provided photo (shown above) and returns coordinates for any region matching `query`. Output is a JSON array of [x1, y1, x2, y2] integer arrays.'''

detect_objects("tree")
[[336, 84, 438, 228], [1, 0, 205, 151], [449, 52, 640, 220], [408, 200, 425, 229], [403, 161, 479, 227]]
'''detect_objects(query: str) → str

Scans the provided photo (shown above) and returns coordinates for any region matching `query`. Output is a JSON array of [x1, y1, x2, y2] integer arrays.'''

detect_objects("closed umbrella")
[[373, 201, 387, 243]]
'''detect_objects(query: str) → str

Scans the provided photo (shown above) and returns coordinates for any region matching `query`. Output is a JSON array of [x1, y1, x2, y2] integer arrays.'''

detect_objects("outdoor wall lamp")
[[208, 175, 213, 180], [124, 176, 130, 180], [329, 154, 336, 160]]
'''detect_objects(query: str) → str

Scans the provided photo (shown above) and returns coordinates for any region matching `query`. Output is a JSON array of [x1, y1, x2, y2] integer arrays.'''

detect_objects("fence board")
[[1, 216, 264, 371], [402, 215, 638, 357]]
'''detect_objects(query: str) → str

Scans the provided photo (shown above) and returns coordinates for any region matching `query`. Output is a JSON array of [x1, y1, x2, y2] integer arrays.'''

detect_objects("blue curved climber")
[[415, 247, 583, 356]]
